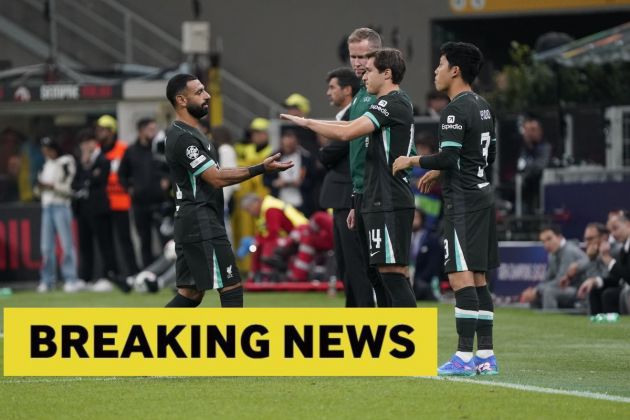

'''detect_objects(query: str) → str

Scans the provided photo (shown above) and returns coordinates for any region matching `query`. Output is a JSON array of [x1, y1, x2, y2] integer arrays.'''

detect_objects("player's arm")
[[393, 105, 465, 174], [281, 114, 373, 141], [392, 147, 460, 174], [200, 153, 293, 189]]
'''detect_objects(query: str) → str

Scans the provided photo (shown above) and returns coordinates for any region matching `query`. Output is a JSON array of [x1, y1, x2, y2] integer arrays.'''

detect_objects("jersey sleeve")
[[362, 97, 404, 130], [174, 133, 217, 177], [438, 104, 467, 150]]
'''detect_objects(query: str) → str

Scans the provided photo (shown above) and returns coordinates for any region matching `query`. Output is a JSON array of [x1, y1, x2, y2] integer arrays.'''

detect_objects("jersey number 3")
[[478, 132, 491, 178]]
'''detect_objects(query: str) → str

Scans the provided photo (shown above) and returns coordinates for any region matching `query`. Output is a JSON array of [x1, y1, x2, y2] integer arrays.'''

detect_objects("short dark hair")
[[366, 48, 406, 85], [439, 42, 484, 85], [586, 222, 609, 236], [136, 117, 156, 131], [76, 128, 96, 143], [326, 67, 361, 96], [347, 27, 382, 49], [166, 74, 197, 106], [540, 225, 562, 236]]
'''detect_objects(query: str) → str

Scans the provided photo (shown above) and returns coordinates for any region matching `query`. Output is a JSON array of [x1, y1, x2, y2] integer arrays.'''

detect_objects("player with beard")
[[163, 74, 292, 308]]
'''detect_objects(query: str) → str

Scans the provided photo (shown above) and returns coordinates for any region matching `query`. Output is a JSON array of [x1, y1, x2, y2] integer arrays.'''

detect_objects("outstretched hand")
[[263, 153, 294, 173], [280, 114, 308, 127], [417, 170, 441, 193]]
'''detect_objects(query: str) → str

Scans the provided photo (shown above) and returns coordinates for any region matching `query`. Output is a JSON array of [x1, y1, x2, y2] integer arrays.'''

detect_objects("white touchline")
[[417, 376, 630, 404]]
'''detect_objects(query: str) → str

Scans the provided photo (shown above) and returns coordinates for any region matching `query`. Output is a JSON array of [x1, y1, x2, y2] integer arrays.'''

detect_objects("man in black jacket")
[[73, 128, 118, 284], [578, 210, 630, 313], [318, 67, 374, 306], [118, 118, 170, 267]]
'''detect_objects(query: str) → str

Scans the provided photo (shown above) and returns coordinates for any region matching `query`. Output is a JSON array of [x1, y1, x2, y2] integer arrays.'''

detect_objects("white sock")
[[476, 350, 494, 358], [455, 351, 473, 362]]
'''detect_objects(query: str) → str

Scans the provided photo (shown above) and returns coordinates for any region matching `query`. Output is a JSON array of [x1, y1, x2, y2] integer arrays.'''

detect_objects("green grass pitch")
[[1, 290, 629, 419]]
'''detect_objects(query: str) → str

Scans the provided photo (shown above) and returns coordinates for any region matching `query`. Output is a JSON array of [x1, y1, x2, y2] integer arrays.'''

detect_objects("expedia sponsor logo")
[[370, 104, 389, 117], [442, 123, 463, 130]]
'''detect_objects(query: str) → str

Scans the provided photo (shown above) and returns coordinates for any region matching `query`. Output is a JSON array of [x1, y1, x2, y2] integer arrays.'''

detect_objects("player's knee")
[[219, 282, 242, 293], [178, 287, 204, 301], [378, 265, 408, 276]]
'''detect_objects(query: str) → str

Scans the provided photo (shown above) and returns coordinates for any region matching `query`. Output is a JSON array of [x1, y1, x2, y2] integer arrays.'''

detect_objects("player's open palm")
[[263, 153, 294, 173]]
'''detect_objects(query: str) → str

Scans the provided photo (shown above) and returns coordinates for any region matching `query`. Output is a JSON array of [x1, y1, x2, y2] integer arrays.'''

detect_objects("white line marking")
[[417, 376, 630, 404]]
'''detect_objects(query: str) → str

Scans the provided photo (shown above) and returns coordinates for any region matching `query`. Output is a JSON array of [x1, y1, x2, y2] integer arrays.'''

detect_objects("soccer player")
[[345, 27, 390, 307], [393, 42, 499, 375], [163, 74, 292, 308], [282, 48, 417, 307]]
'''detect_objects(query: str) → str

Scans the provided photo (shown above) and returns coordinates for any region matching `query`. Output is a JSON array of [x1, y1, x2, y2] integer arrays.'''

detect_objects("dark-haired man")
[[319, 67, 373, 306], [119, 117, 170, 267], [393, 42, 499, 376], [282, 48, 417, 308], [163, 74, 292, 308]]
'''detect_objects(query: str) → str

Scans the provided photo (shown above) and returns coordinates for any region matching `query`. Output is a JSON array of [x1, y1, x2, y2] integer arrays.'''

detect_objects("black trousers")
[[133, 204, 165, 267], [77, 210, 117, 281], [111, 210, 139, 275], [589, 285, 621, 314], [333, 208, 374, 307]]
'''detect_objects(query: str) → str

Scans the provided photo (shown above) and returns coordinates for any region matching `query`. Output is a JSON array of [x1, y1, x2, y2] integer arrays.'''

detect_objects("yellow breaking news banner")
[[3, 308, 437, 376]]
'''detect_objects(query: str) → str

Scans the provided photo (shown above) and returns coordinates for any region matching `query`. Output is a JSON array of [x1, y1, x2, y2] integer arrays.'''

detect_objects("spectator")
[[423, 90, 450, 118], [210, 125, 240, 206], [283, 93, 311, 118], [521, 225, 588, 309], [95, 114, 139, 275], [36, 137, 82, 292], [264, 130, 316, 216], [211, 125, 240, 242], [118, 117, 170, 267], [282, 93, 320, 158], [0, 155, 21, 203], [72, 129, 119, 290], [516, 115, 552, 214], [410, 209, 443, 301], [578, 210, 630, 314]]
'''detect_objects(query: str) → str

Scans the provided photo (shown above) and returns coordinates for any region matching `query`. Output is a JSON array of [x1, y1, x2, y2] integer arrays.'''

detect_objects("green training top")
[[348, 85, 377, 194]]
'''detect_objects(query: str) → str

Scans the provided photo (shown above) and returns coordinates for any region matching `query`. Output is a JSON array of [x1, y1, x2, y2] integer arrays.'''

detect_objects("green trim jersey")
[[349, 85, 376, 194], [165, 121, 226, 243], [361, 89, 416, 213], [439, 91, 496, 215]]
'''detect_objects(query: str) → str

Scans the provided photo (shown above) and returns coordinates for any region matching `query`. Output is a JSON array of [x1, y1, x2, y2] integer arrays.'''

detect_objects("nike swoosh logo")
[[370, 251, 380, 257]]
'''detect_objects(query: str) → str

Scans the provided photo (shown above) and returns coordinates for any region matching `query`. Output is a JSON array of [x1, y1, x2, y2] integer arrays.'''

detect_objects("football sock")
[[370, 268, 392, 307], [381, 273, 417, 307], [455, 351, 474, 362], [455, 286, 479, 353], [476, 285, 494, 351], [476, 350, 494, 358], [165, 292, 201, 307], [220, 286, 244, 307]]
